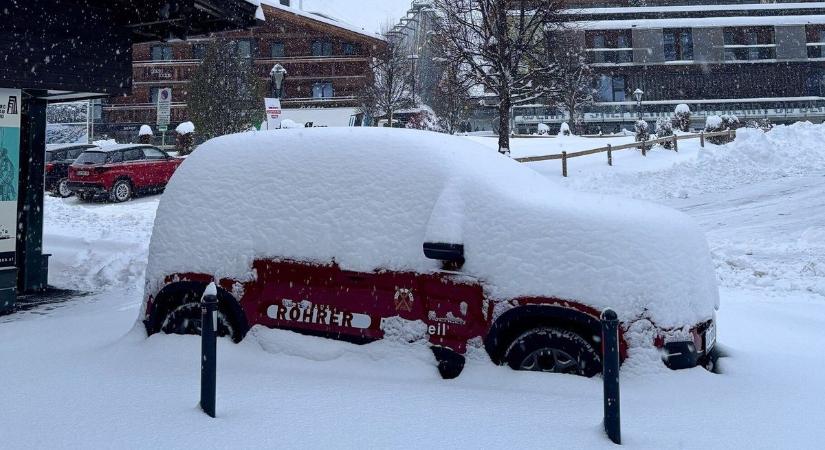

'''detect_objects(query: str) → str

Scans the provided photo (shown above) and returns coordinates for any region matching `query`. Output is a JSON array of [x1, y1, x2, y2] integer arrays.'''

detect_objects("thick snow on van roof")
[[146, 128, 718, 327]]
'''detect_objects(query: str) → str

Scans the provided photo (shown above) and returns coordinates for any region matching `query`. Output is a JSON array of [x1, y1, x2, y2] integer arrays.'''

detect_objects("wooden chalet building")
[[99, 0, 385, 142]]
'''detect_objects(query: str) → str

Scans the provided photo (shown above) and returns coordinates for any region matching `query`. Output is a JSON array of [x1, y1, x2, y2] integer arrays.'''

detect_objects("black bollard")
[[601, 308, 621, 445], [200, 283, 218, 418]]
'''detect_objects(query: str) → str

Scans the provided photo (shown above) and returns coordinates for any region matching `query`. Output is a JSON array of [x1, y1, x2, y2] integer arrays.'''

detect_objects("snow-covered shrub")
[[655, 116, 674, 149], [634, 120, 649, 142], [175, 121, 196, 155], [674, 104, 691, 132], [705, 114, 740, 145], [138, 124, 153, 144], [559, 122, 571, 136], [406, 109, 442, 132], [746, 118, 774, 131], [536, 123, 550, 135]]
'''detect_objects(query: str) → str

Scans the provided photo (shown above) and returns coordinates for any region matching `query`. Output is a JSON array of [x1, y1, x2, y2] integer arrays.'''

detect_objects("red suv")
[[68, 144, 183, 202]]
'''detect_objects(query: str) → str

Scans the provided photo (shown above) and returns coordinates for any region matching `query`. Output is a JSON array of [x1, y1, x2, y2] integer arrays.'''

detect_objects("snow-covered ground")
[[1, 123, 823, 448]]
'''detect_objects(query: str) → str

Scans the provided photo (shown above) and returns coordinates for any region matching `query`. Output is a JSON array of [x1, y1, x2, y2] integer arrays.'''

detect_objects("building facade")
[[97, 0, 385, 143], [515, 1, 825, 134]]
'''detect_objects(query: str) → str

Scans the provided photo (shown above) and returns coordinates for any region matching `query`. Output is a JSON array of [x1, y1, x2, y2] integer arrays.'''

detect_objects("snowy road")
[[1, 125, 824, 448]]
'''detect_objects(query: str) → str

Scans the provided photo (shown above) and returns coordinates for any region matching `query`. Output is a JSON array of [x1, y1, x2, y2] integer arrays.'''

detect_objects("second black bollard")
[[200, 283, 218, 418], [601, 308, 621, 445]]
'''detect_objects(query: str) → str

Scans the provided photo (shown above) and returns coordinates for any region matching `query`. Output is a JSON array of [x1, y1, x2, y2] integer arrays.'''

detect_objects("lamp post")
[[270, 63, 287, 99], [633, 88, 644, 121]]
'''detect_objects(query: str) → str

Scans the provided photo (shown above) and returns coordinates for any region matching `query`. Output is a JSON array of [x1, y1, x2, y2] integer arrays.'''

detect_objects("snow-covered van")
[[141, 128, 719, 378]]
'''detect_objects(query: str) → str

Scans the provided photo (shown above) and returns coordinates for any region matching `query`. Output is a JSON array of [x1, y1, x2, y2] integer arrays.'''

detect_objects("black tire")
[[54, 178, 74, 198], [504, 327, 601, 377], [109, 179, 132, 203], [159, 302, 236, 340]]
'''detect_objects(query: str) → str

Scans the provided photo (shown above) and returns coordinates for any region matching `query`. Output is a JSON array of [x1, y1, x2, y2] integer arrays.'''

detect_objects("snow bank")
[[175, 121, 195, 135], [139, 125, 153, 136], [147, 128, 717, 327], [564, 122, 825, 202]]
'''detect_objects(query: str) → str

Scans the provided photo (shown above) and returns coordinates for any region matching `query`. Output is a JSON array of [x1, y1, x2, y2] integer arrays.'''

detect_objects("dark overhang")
[[1, 0, 261, 100]]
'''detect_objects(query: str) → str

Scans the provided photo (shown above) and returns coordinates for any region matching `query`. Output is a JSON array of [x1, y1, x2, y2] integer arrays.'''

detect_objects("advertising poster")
[[0, 88, 21, 268]]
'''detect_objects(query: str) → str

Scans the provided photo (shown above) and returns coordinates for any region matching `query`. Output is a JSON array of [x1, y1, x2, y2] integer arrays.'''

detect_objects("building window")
[[150, 45, 173, 61], [149, 87, 171, 103], [663, 29, 693, 61], [192, 43, 207, 60], [724, 27, 775, 61], [342, 42, 360, 56], [807, 26, 825, 58], [596, 75, 626, 102], [312, 40, 333, 56], [271, 42, 285, 58], [312, 81, 334, 98], [586, 31, 632, 64], [234, 39, 254, 58]]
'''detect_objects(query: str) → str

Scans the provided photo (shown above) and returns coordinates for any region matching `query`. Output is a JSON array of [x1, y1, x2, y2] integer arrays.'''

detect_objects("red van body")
[[143, 259, 715, 378]]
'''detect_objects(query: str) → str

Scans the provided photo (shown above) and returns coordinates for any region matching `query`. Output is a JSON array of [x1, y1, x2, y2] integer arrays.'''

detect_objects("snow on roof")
[[89, 143, 154, 152], [566, 2, 825, 16], [146, 128, 718, 327], [572, 14, 825, 30], [45, 143, 94, 151], [257, 0, 385, 40]]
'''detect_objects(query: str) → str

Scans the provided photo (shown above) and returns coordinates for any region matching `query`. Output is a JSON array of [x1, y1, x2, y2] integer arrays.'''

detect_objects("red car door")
[[139, 147, 170, 186]]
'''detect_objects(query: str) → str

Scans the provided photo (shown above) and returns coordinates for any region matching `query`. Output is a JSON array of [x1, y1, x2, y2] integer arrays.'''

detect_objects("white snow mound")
[[138, 125, 153, 136], [175, 121, 195, 134], [146, 128, 718, 327]]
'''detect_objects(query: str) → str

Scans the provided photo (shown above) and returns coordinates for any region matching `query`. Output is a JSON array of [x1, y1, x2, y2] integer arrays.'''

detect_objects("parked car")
[[141, 128, 719, 379], [45, 143, 97, 197], [67, 144, 183, 202]]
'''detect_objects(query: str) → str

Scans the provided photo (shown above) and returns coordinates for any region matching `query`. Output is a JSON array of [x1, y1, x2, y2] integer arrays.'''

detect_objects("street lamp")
[[633, 88, 644, 121], [270, 64, 287, 99]]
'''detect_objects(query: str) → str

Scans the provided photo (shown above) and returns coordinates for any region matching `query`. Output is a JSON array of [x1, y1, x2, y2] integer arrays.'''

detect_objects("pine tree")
[[188, 38, 265, 140]]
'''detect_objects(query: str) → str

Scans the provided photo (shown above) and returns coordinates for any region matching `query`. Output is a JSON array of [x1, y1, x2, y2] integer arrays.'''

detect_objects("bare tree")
[[432, 0, 566, 154], [358, 38, 414, 127], [547, 31, 596, 135], [429, 30, 476, 134]]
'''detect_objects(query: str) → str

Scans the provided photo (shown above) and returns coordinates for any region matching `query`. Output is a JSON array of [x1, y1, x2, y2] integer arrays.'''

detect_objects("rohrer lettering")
[[266, 301, 370, 329]]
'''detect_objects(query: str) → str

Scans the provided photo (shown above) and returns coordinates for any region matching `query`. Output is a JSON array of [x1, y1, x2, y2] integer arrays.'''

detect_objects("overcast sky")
[[298, 0, 413, 34]]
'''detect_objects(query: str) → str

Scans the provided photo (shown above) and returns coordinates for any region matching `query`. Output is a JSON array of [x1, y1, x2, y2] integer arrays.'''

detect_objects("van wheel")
[[159, 302, 236, 340], [54, 178, 74, 198], [110, 179, 132, 202], [504, 327, 601, 377]]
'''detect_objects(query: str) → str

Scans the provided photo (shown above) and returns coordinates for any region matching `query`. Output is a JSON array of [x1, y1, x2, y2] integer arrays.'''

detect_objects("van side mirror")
[[423, 242, 465, 270]]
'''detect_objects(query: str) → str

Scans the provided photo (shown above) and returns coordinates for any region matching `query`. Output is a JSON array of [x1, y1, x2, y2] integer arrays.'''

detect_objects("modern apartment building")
[[515, 1, 825, 134]]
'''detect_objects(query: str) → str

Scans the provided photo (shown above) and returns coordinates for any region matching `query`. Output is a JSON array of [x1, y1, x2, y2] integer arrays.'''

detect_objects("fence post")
[[561, 151, 568, 177], [700, 131, 705, 148], [728, 129, 734, 140], [607, 144, 612, 166], [672, 135, 678, 152], [200, 283, 218, 418], [601, 308, 621, 445]]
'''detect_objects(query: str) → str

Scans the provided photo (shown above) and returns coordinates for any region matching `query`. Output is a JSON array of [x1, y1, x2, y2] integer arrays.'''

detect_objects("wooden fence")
[[515, 129, 737, 177]]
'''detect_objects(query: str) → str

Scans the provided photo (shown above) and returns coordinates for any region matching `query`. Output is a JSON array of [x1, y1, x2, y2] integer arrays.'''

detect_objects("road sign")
[[156, 87, 172, 126], [158, 125, 167, 132], [265, 98, 282, 129]]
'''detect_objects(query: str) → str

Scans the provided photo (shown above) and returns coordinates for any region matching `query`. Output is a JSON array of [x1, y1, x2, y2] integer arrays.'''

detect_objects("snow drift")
[[146, 128, 718, 327]]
